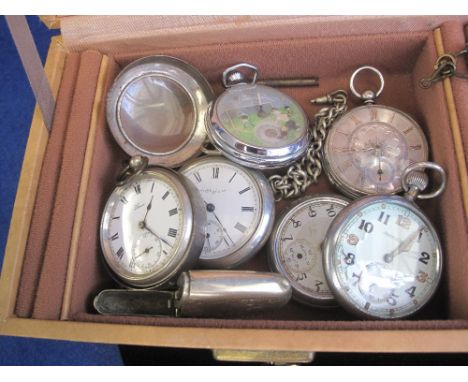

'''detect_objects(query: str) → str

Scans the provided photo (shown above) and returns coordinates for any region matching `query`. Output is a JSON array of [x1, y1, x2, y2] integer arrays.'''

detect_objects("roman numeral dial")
[[101, 172, 187, 288], [324, 104, 428, 197], [181, 158, 270, 268]]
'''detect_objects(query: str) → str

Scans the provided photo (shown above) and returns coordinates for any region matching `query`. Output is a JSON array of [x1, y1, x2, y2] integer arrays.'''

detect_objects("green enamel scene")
[[221, 103, 306, 148]]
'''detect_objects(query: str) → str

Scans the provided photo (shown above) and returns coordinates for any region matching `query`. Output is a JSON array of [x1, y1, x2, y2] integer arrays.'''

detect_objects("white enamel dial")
[[324, 197, 442, 319], [269, 195, 349, 307], [324, 105, 428, 198], [181, 156, 274, 268], [101, 170, 193, 288]]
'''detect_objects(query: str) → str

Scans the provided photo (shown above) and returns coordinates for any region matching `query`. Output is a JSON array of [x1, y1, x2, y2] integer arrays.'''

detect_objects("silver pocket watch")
[[323, 66, 429, 199], [268, 194, 350, 307], [106, 56, 214, 168], [208, 63, 310, 170], [323, 162, 445, 319], [180, 155, 275, 268], [100, 156, 207, 289]]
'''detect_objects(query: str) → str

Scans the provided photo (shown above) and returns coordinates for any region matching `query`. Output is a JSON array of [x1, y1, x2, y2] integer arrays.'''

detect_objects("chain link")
[[419, 47, 468, 89], [269, 90, 348, 201]]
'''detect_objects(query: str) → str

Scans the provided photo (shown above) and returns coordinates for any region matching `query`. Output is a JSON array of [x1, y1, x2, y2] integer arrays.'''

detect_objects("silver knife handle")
[[175, 270, 292, 317]]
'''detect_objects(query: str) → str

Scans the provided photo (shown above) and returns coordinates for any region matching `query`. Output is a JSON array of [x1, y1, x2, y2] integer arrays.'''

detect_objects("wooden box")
[[1, 16, 468, 356]]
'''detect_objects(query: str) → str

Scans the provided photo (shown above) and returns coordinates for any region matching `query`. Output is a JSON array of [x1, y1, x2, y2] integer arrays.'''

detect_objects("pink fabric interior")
[[15, 23, 468, 329]]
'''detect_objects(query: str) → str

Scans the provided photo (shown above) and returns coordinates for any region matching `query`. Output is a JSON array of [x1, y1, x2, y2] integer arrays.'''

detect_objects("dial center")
[[206, 203, 216, 213]]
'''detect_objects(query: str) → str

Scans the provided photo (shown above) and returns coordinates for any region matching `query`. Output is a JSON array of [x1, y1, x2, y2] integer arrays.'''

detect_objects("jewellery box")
[[1, 16, 468, 360]]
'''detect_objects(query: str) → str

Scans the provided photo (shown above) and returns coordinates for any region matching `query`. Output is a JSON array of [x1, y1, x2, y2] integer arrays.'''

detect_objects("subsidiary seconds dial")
[[181, 156, 275, 268]]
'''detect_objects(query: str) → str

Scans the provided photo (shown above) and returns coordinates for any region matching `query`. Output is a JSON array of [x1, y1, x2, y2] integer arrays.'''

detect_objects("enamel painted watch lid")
[[208, 63, 310, 170], [107, 56, 214, 168]]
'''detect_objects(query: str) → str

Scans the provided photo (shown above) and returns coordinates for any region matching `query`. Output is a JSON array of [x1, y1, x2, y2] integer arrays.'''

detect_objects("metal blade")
[[93, 289, 176, 317]]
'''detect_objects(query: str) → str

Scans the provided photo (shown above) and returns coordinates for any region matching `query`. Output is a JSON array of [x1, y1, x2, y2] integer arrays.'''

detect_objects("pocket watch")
[[180, 155, 275, 268], [107, 56, 214, 168], [268, 194, 349, 307], [100, 156, 207, 289], [323, 66, 429, 199], [208, 63, 310, 170], [323, 162, 446, 319]]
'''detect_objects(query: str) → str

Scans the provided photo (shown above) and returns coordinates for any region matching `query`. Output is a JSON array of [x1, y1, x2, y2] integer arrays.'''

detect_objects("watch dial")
[[274, 196, 348, 305], [214, 84, 308, 149], [182, 159, 262, 262], [325, 105, 428, 196], [327, 199, 442, 319], [101, 173, 185, 283]]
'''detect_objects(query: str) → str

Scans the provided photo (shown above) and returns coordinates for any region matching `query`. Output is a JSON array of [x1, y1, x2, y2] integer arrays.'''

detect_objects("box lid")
[[44, 15, 464, 55]]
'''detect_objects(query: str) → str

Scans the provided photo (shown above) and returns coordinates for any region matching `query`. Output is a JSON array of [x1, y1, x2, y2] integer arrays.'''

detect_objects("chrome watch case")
[[107, 55, 214, 168], [100, 166, 207, 289], [208, 63, 310, 170], [180, 155, 275, 268]]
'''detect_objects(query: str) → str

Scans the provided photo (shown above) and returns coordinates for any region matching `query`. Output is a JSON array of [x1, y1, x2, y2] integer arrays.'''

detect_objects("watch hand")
[[135, 246, 154, 259], [206, 236, 213, 252], [383, 227, 422, 263], [378, 155, 383, 181], [335, 147, 374, 154], [204, 201, 235, 245], [140, 221, 173, 248], [376, 146, 383, 181], [143, 196, 154, 223]]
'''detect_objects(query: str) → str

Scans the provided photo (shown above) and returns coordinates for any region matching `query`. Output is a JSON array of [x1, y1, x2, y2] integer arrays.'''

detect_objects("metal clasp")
[[212, 349, 315, 365], [419, 47, 468, 89]]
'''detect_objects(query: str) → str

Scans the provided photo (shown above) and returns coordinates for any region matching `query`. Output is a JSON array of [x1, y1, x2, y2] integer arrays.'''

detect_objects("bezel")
[[208, 83, 310, 170], [107, 55, 214, 168], [100, 167, 206, 289], [323, 104, 429, 199], [180, 155, 275, 268], [268, 194, 350, 308], [323, 194, 443, 319]]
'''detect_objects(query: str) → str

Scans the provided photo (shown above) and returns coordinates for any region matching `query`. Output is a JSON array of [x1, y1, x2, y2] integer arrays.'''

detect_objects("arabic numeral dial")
[[330, 200, 442, 319]]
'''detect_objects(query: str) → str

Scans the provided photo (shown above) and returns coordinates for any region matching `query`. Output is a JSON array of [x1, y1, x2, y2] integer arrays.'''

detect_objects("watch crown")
[[404, 170, 429, 201], [406, 170, 429, 192]]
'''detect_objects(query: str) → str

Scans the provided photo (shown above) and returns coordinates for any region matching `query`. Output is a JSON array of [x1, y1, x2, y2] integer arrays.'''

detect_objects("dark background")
[[0, 15, 467, 366]]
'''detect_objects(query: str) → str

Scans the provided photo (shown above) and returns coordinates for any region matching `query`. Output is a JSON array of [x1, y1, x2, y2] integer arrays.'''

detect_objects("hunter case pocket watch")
[[107, 56, 214, 168], [323, 162, 445, 319], [268, 194, 349, 307], [180, 155, 275, 268], [100, 156, 206, 289], [323, 66, 429, 199], [208, 63, 310, 170]]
